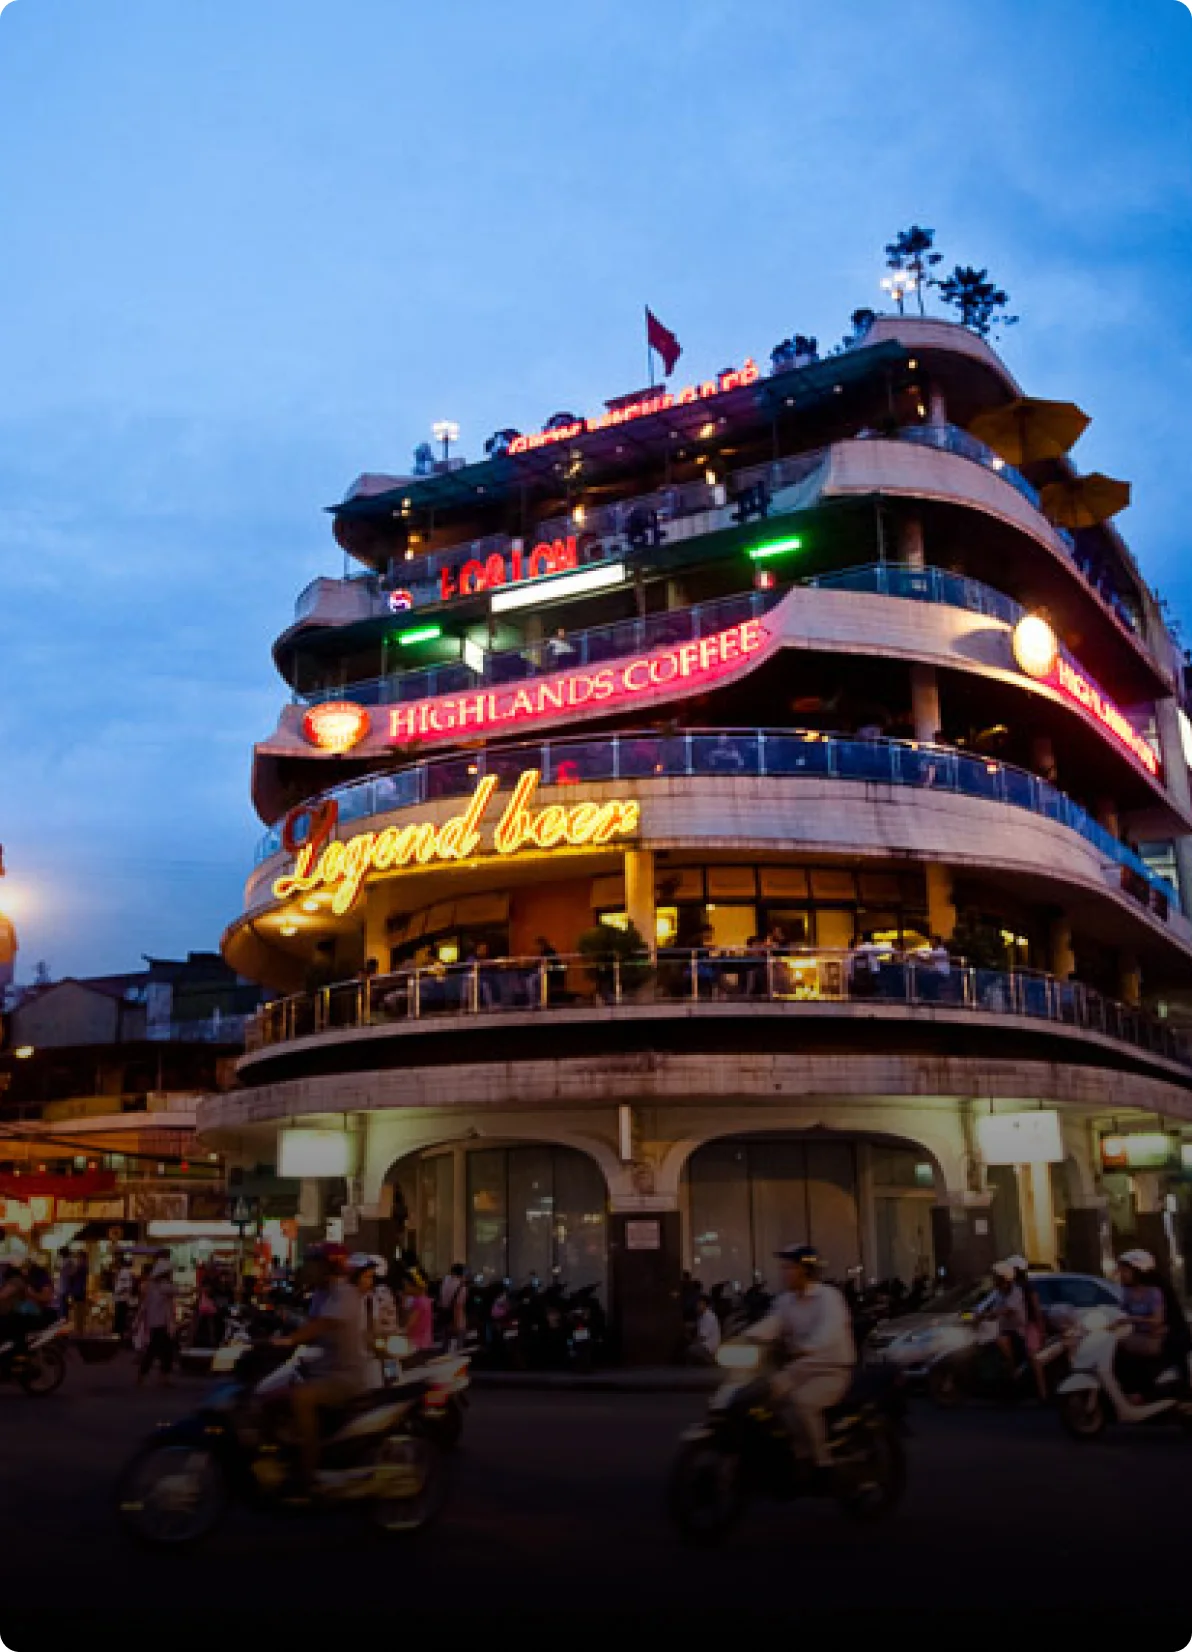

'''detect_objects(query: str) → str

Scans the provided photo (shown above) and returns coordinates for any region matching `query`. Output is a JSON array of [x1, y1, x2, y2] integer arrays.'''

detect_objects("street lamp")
[[880, 272, 917, 315], [432, 420, 460, 465]]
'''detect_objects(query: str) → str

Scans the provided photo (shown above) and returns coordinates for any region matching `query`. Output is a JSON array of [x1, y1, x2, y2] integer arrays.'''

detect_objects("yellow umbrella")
[[1038, 473, 1131, 530], [968, 397, 1090, 466]]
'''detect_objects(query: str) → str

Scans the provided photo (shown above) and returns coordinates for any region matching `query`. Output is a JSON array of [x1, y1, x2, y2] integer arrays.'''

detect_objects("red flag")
[[646, 308, 681, 376]]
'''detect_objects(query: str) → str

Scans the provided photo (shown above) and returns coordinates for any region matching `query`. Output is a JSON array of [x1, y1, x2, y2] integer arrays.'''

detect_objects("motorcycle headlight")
[[386, 1335, 411, 1357], [716, 1341, 761, 1371]]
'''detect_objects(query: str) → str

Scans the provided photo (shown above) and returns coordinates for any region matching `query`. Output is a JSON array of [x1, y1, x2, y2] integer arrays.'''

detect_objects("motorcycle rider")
[[1117, 1249, 1169, 1402], [1008, 1255, 1048, 1401], [975, 1260, 1027, 1380], [275, 1243, 372, 1495], [749, 1244, 856, 1484]]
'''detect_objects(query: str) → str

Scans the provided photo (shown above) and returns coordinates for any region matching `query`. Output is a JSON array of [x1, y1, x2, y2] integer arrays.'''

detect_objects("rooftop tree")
[[884, 225, 943, 315], [936, 266, 1019, 339]]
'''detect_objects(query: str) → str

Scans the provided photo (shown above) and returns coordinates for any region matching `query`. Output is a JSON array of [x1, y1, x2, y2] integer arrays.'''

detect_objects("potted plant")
[[577, 920, 653, 1002]]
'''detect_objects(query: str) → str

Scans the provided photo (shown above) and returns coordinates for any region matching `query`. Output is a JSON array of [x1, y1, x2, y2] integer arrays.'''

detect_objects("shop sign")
[[387, 616, 768, 748], [437, 536, 578, 603], [975, 1110, 1064, 1166], [1011, 616, 1160, 778], [278, 1129, 351, 1180], [273, 768, 641, 915], [508, 360, 760, 456], [301, 702, 371, 755], [1100, 1133, 1173, 1171], [0, 1170, 115, 1200], [625, 1220, 661, 1250]]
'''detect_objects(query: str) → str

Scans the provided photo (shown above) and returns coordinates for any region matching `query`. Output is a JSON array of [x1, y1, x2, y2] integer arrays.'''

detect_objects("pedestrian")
[[439, 1263, 469, 1350], [135, 1258, 178, 1386], [688, 1294, 721, 1364], [55, 1247, 75, 1319], [113, 1255, 136, 1344], [400, 1269, 435, 1351], [68, 1248, 89, 1336]]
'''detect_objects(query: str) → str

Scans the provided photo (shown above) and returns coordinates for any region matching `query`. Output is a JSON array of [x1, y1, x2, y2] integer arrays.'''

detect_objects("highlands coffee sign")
[[508, 359, 761, 455], [273, 769, 641, 914], [386, 617, 768, 748]]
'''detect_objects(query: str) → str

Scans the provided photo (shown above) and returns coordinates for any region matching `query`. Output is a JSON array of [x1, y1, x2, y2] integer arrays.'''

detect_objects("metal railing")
[[298, 588, 779, 709], [250, 727, 1178, 915], [247, 948, 1192, 1069]]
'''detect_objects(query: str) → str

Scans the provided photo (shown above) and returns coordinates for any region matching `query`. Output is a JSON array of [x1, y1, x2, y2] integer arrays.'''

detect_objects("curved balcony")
[[250, 726, 1177, 914], [242, 949, 1192, 1081]]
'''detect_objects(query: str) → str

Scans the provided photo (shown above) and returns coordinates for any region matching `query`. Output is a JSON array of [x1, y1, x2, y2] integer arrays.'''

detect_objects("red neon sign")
[[439, 536, 578, 602], [508, 360, 760, 456], [1053, 656, 1160, 777], [387, 617, 770, 747]]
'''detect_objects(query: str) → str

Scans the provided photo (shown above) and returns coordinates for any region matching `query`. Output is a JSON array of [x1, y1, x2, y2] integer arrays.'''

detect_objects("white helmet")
[[1006, 1255, 1028, 1273], [992, 1260, 1016, 1282], [1118, 1249, 1155, 1273]]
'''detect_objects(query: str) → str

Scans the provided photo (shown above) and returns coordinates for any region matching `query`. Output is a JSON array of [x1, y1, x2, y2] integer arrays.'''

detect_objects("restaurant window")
[[757, 907, 811, 945], [706, 867, 758, 900], [704, 904, 758, 949], [810, 869, 858, 901], [759, 867, 810, 900]]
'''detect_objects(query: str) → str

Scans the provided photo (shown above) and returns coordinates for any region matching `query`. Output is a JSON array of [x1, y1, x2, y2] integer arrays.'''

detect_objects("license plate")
[[504, 1329, 518, 1340], [573, 1328, 590, 1342], [382, 1362, 398, 1381]]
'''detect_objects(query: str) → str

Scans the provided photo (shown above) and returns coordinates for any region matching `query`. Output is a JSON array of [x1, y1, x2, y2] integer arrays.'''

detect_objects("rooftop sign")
[[508, 359, 761, 456], [1011, 615, 1160, 778]]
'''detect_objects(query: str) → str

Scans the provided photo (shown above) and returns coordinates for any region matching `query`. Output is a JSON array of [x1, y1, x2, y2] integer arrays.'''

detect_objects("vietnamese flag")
[[646, 307, 681, 376]]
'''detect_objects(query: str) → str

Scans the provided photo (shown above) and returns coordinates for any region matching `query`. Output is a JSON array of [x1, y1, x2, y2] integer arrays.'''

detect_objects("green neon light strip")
[[396, 625, 443, 646], [748, 536, 803, 561]]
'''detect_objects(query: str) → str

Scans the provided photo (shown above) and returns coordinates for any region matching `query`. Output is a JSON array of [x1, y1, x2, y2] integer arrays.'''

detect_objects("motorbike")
[[667, 1334, 908, 1544], [116, 1341, 449, 1546], [926, 1319, 1068, 1409], [378, 1334, 471, 1451], [564, 1283, 605, 1370], [0, 1314, 70, 1396], [1056, 1307, 1192, 1440]]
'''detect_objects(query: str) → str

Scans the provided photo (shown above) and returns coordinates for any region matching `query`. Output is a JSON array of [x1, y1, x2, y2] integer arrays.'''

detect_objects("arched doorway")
[[681, 1133, 938, 1288], [387, 1142, 609, 1297]]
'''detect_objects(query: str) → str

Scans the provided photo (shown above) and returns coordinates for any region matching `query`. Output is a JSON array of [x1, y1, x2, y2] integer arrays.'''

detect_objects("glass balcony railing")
[[250, 726, 1179, 916], [246, 948, 1192, 1071]]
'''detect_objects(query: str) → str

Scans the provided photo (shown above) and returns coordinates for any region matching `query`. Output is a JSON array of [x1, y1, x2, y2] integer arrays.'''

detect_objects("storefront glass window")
[[688, 1142, 752, 1282], [508, 1146, 554, 1282], [553, 1149, 607, 1291], [417, 1153, 454, 1279], [467, 1150, 507, 1280]]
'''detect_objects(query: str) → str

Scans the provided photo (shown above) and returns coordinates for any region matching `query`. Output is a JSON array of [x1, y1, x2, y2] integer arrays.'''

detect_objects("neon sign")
[[1011, 616, 1160, 778], [302, 702, 371, 754], [439, 536, 577, 602], [386, 617, 768, 747], [272, 769, 640, 914], [508, 360, 761, 456]]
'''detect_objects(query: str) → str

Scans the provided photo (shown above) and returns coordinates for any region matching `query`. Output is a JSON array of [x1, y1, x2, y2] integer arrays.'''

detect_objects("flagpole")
[[645, 307, 654, 390]]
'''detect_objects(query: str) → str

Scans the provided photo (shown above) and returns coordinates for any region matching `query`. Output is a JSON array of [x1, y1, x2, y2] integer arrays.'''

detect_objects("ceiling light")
[[490, 562, 627, 614], [280, 923, 299, 937], [301, 898, 321, 914]]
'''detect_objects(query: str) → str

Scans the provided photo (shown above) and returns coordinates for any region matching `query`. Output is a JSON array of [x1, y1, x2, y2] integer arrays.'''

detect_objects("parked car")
[[862, 1274, 1123, 1387]]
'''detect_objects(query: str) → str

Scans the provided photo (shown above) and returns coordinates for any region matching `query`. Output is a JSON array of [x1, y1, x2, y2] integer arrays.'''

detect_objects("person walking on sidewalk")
[[135, 1258, 178, 1386]]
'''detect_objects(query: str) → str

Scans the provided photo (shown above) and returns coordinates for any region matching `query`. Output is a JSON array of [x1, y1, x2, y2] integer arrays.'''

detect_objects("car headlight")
[[716, 1341, 761, 1371]]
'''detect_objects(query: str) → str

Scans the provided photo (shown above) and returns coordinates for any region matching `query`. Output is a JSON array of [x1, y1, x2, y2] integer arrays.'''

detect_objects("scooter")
[[377, 1334, 471, 1451], [1056, 1307, 1192, 1439], [0, 1315, 70, 1396], [927, 1319, 1067, 1409]]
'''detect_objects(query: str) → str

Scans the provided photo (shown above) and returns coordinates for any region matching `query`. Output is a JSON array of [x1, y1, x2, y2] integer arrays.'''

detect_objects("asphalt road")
[[2, 1360, 1190, 1651]]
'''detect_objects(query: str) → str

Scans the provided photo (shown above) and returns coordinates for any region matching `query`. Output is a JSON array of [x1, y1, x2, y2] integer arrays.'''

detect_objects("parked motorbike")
[[1057, 1307, 1192, 1440], [116, 1341, 448, 1546], [0, 1315, 70, 1396], [565, 1283, 605, 1370], [667, 1335, 908, 1544]]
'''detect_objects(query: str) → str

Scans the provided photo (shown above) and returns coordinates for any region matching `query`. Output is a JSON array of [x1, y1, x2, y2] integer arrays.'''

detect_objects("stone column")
[[624, 847, 656, 948], [929, 386, 948, 428], [1153, 696, 1192, 916], [1049, 915, 1075, 982], [451, 1145, 467, 1268], [1018, 1162, 1058, 1268], [898, 512, 925, 568], [910, 663, 941, 743], [925, 862, 957, 942], [1064, 1200, 1114, 1277]]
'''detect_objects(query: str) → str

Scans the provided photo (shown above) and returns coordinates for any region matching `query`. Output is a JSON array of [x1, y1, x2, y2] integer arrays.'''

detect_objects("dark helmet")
[[775, 1243, 824, 1270]]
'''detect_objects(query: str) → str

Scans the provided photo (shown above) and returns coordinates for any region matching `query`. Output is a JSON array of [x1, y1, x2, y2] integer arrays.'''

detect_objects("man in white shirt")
[[750, 1244, 856, 1475], [690, 1294, 721, 1362]]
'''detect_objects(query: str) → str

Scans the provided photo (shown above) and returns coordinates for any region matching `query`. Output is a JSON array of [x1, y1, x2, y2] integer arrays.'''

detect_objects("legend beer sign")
[[273, 769, 641, 914], [388, 616, 769, 747]]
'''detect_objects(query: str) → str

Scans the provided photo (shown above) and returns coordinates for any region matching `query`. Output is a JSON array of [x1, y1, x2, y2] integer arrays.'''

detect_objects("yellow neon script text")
[[272, 770, 640, 914]]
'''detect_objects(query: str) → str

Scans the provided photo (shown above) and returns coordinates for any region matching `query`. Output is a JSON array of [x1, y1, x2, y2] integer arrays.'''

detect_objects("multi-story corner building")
[[201, 314, 1192, 1359]]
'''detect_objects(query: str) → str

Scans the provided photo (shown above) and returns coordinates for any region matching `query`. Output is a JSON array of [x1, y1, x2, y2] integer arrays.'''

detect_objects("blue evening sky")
[[0, 0, 1189, 979]]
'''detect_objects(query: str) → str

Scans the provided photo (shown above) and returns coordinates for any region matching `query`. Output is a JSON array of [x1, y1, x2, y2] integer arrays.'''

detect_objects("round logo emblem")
[[301, 702, 371, 754]]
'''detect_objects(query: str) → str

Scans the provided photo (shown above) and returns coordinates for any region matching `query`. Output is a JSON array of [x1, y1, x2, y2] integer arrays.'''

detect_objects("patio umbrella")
[[967, 397, 1090, 466], [1038, 473, 1131, 530]]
